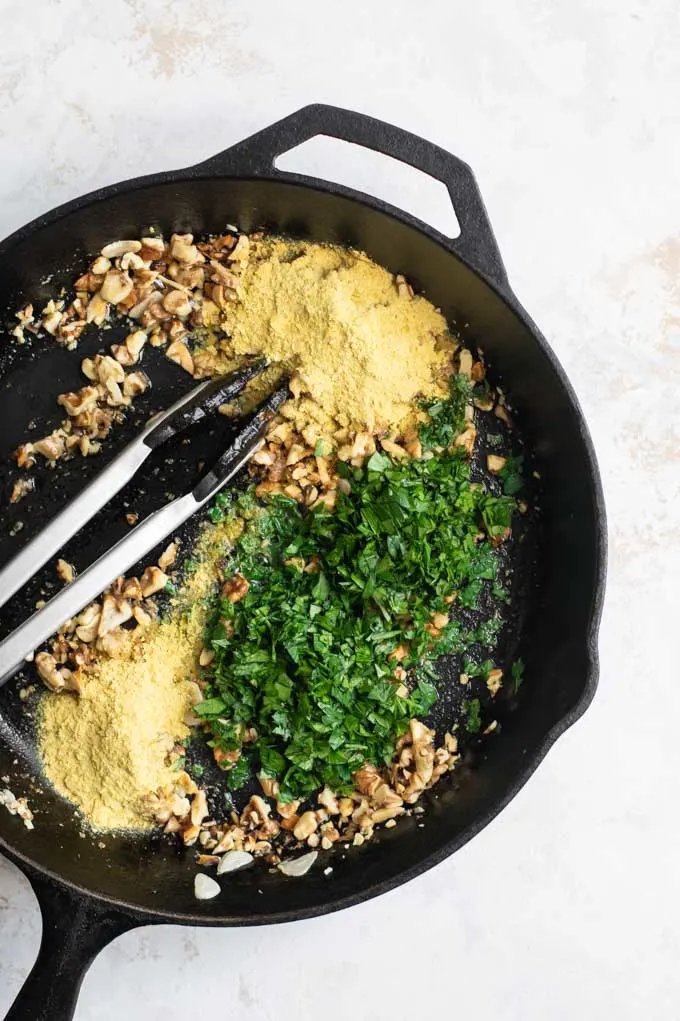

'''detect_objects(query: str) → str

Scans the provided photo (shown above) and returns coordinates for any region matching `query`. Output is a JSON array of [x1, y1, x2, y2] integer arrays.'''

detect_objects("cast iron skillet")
[[0, 105, 606, 1020]]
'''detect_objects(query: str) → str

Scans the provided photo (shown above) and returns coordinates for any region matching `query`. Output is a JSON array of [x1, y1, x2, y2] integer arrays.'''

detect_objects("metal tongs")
[[0, 361, 288, 683]]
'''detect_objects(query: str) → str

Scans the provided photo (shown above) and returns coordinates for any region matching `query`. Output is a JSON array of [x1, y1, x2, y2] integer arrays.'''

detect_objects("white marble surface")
[[1, 1, 679, 1017]]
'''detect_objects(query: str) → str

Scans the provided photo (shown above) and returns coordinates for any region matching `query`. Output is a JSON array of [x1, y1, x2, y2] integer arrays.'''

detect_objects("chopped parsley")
[[314, 438, 334, 457], [199, 379, 522, 800], [474, 616, 503, 648], [462, 655, 497, 679], [464, 698, 482, 734], [511, 657, 525, 693], [499, 454, 524, 496], [226, 755, 252, 791], [418, 374, 472, 450]]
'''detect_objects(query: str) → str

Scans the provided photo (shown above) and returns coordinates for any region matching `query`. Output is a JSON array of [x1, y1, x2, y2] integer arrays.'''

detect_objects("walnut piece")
[[9, 477, 34, 504], [486, 668, 503, 696], [140, 566, 168, 598], [487, 454, 507, 473], [122, 371, 150, 398], [166, 339, 194, 375], [221, 572, 249, 603], [56, 559, 75, 584], [97, 594, 133, 636], [100, 240, 142, 259], [158, 541, 179, 572]]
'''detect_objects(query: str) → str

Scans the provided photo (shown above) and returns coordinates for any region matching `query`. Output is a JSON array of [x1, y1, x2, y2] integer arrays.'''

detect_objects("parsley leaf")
[[500, 454, 524, 496], [367, 451, 391, 473], [227, 756, 252, 790], [464, 698, 482, 734], [511, 657, 525, 692]]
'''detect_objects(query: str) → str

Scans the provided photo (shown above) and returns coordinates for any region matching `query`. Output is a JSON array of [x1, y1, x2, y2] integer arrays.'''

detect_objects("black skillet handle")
[[193, 103, 509, 291], [4, 863, 141, 1021]]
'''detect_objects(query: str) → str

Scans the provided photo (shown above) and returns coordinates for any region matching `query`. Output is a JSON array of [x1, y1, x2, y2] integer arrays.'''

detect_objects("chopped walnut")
[[125, 329, 148, 361], [486, 668, 503, 696], [371, 805, 404, 824], [221, 572, 249, 603], [170, 235, 205, 266], [166, 339, 194, 375], [56, 559, 75, 584], [97, 593, 133, 636], [139, 236, 165, 261], [103, 378, 129, 407], [132, 605, 152, 628], [34, 652, 81, 694], [487, 454, 507, 473], [32, 430, 67, 462], [258, 775, 280, 799], [119, 577, 141, 601], [74, 603, 101, 644], [0, 789, 34, 830], [158, 542, 179, 572], [9, 477, 34, 504], [454, 421, 476, 456], [14, 443, 36, 469], [293, 811, 319, 842], [140, 566, 168, 597], [122, 371, 150, 398], [228, 234, 250, 262], [91, 255, 111, 275], [317, 787, 340, 815], [458, 348, 473, 378], [189, 789, 209, 828], [86, 293, 108, 326], [100, 240, 142, 259], [395, 273, 414, 299], [277, 799, 300, 821], [162, 289, 192, 318], [35, 652, 66, 693], [58, 386, 100, 417], [338, 798, 354, 819], [380, 438, 408, 460]]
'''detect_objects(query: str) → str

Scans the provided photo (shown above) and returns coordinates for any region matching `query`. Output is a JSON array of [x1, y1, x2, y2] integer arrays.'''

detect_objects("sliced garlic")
[[194, 873, 220, 900], [277, 851, 318, 877], [216, 850, 254, 875]]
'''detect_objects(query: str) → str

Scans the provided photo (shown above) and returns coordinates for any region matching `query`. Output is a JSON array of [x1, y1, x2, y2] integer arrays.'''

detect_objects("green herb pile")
[[196, 377, 520, 801]]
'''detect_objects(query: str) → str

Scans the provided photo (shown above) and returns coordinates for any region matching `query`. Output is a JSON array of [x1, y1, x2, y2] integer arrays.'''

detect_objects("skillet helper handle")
[[193, 103, 508, 290], [4, 868, 139, 1021]]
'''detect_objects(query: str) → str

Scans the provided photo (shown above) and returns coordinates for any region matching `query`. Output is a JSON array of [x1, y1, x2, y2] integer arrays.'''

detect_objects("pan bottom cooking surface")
[[0, 228, 536, 884]]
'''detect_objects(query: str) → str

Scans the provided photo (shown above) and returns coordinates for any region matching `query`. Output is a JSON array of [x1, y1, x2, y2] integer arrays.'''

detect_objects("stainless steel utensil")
[[0, 382, 288, 683], [0, 360, 266, 610]]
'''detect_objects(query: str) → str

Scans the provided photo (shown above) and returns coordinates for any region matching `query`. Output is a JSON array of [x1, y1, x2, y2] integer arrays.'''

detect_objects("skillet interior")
[[0, 177, 601, 922]]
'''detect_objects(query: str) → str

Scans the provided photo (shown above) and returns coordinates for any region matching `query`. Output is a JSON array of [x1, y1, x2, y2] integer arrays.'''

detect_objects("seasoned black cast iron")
[[0, 105, 606, 1020]]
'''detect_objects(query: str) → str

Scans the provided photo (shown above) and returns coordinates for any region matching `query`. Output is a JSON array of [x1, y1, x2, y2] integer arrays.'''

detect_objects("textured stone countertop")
[[0, 1, 678, 1018]]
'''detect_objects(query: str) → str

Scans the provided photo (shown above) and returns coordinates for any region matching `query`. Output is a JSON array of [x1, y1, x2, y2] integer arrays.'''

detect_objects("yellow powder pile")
[[39, 618, 199, 830], [195, 239, 454, 438], [37, 525, 235, 831]]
